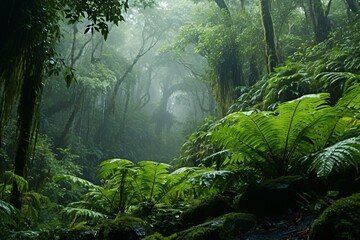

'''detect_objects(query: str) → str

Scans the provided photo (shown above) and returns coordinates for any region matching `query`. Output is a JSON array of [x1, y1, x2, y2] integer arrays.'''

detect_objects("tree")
[[308, 0, 331, 43], [260, 0, 278, 73], [0, 0, 129, 209]]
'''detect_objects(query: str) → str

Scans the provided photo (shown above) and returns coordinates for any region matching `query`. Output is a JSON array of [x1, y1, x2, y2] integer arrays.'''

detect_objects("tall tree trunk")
[[212, 0, 243, 116], [11, 59, 45, 209], [309, 0, 330, 43], [260, 0, 278, 73]]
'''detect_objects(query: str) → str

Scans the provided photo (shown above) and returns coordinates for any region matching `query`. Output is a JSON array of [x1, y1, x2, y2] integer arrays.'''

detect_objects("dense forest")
[[1, 0, 360, 239]]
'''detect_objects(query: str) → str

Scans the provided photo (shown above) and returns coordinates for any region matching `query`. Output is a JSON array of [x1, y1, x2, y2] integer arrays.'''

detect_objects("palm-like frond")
[[274, 93, 331, 160], [98, 158, 135, 179], [1, 171, 29, 193], [213, 111, 278, 164], [0, 199, 18, 226], [336, 83, 360, 110], [135, 161, 170, 202], [306, 137, 360, 178], [212, 93, 354, 177], [62, 207, 108, 223], [161, 167, 198, 199], [53, 175, 96, 189]]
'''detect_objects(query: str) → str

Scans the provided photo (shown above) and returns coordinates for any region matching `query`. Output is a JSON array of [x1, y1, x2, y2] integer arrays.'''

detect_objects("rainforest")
[[1, 0, 360, 239]]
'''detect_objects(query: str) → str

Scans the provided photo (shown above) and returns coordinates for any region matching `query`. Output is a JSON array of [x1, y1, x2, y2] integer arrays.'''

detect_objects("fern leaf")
[[62, 207, 108, 222], [308, 137, 360, 178], [136, 161, 170, 201], [0, 199, 19, 226], [1, 171, 28, 193], [336, 83, 360, 110], [99, 158, 135, 179], [53, 175, 96, 189], [275, 93, 331, 161]]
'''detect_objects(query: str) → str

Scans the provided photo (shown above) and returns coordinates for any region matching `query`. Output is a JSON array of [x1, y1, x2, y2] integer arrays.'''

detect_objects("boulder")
[[310, 193, 360, 240], [179, 195, 234, 228], [237, 175, 305, 215], [170, 212, 256, 240], [97, 215, 152, 240]]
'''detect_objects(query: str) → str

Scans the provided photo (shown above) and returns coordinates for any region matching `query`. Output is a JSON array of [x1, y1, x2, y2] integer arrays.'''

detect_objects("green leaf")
[[99, 159, 135, 179], [307, 136, 360, 178]]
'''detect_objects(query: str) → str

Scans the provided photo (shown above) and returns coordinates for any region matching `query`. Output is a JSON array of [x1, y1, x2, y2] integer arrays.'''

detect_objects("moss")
[[169, 212, 256, 240], [98, 215, 151, 240], [310, 193, 360, 240], [143, 232, 167, 240]]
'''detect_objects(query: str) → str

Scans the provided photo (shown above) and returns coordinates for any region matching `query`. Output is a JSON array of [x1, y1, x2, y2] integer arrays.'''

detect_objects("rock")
[[179, 195, 234, 228], [59, 230, 96, 240], [97, 215, 152, 240], [169, 212, 256, 240], [237, 175, 305, 215], [310, 193, 360, 240]]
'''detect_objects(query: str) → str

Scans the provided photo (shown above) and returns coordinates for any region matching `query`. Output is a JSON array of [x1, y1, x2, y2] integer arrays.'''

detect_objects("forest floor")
[[241, 210, 315, 240]]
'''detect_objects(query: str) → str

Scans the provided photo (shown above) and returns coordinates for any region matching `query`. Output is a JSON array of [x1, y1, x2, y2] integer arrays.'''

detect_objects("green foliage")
[[174, 117, 219, 168], [230, 20, 360, 112], [210, 83, 360, 178], [0, 199, 19, 231], [306, 137, 360, 178], [2, 171, 29, 195], [62, 207, 108, 224]]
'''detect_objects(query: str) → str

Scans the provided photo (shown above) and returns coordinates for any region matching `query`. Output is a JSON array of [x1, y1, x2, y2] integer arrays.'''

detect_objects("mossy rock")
[[237, 175, 304, 215], [310, 193, 360, 240], [169, 212, 256, 240], [97, 215, 152, 240], [179, 195, 234, 228], [143, 232, 167, 240]]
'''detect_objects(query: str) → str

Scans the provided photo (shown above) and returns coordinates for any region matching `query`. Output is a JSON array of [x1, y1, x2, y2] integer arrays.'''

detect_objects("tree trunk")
[[309, 0, 330, 43], [11, 59, 45, 209], [260, 0, 278, 73]]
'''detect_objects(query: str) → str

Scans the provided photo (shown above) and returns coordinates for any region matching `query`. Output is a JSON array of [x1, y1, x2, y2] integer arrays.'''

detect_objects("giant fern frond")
[[1, 171, 28, 193], [62, 207, 108, 223], [135, 161, 170, 202], [98, 158, 135, 179], [53, 175, 96, 189], [306, 136, 360, 178], [336, 83, 360, 110], [0, 199, 18, 227]]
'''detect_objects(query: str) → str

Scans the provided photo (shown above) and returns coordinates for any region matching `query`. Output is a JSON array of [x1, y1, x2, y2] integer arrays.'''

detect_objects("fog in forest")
[[1, 0, 360, 239], [40, 1, 213, 170]]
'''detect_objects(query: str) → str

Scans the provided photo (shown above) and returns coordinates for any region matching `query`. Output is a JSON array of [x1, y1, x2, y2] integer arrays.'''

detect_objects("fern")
[[0, 199, 18, 227], [306, 137, 360, 178], [53, 175, 96, 189], [135, 161, 171, 203], [1, 171, 29, 194], [212, 92, 358, 177], [98, 158, 135, 179], [62, 207, 108, 223]]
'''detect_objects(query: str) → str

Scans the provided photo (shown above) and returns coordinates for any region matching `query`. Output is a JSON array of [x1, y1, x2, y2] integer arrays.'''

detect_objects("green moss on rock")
[[143, 232, 167, 240], [98, 215, 152, 240], [169, 212, 256, 240], [310, 193, 360, 240]]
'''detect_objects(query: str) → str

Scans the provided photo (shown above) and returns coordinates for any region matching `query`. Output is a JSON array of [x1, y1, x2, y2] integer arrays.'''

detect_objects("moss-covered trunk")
[[260, 0, 278, 73]]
